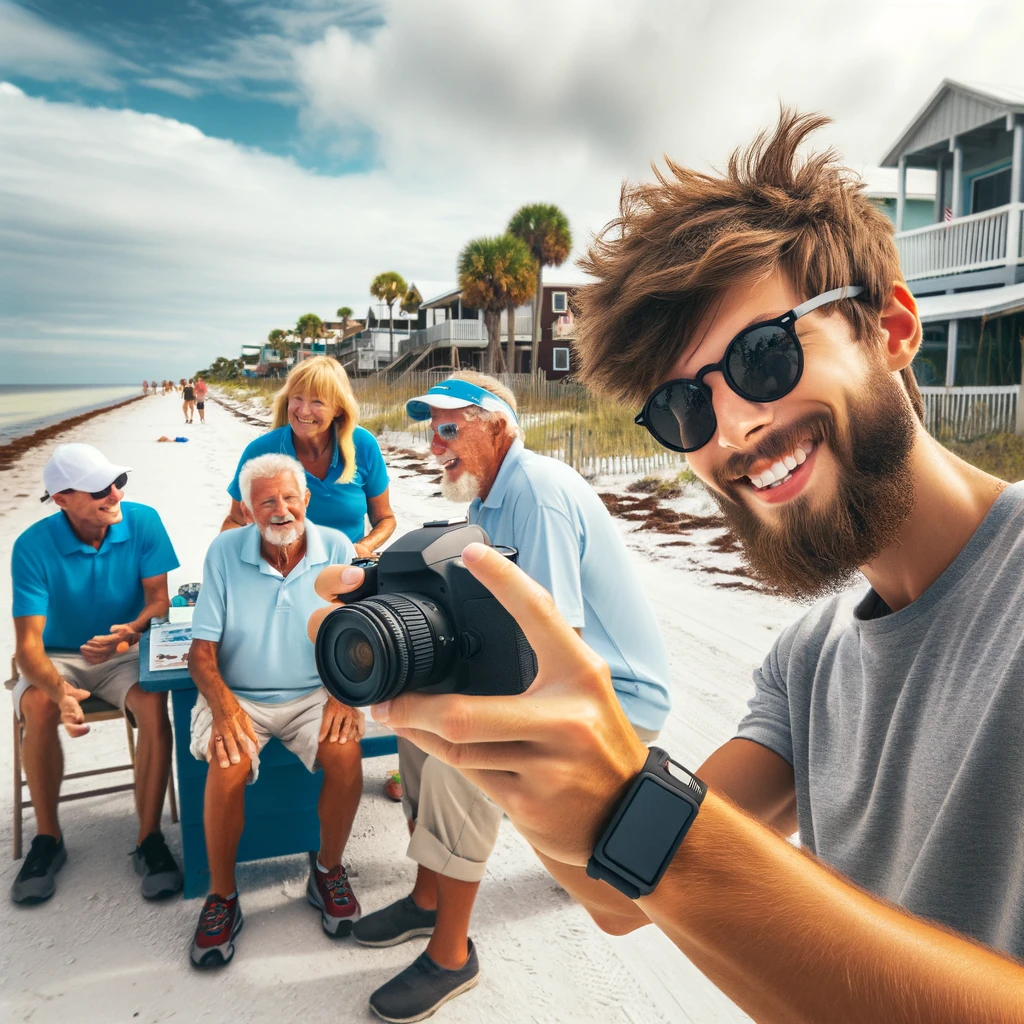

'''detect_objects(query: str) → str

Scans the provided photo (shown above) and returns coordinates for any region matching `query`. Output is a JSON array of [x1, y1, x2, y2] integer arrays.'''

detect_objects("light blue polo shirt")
[[12, 502, 180, 650], [227, 425, 389, 544], [191, 520, 355, 703], [469, 441, 671, 732]]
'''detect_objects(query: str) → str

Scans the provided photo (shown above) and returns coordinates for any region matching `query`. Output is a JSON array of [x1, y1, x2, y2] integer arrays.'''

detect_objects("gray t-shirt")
[[736, 482, 1024, 958]]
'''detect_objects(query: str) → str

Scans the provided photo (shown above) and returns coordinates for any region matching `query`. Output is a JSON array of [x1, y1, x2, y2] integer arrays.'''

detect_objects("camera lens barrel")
[[315, 593, 455, 706]]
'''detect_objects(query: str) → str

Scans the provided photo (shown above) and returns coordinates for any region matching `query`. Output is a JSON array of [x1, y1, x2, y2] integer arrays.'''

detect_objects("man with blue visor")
[[349, 372, 671, 1023]]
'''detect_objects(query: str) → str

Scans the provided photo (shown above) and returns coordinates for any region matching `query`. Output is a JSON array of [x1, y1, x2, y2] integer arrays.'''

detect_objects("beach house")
[[370, 282, 580, 380], [883, 79, 1024, 434]]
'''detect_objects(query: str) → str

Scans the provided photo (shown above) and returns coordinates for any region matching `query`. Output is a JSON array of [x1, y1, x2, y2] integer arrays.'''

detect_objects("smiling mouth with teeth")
[[746, 440, 816, 490]]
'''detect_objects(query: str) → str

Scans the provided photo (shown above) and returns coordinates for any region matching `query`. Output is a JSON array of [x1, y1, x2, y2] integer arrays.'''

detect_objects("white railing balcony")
[[895, 203, 1024, 281], [497, 312, 534, 338], [401, 319, 488, 355]]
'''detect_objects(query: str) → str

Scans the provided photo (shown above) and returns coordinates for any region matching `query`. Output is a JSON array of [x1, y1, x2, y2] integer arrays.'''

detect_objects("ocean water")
[[0, 384, 140, 445]]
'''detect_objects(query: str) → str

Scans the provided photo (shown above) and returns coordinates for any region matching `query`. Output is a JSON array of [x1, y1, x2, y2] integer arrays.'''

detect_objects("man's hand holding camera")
[[312, 542, 645, 866]]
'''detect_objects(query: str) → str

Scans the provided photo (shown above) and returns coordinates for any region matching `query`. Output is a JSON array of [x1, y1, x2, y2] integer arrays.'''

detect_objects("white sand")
[[0, 391, 804, 1024]]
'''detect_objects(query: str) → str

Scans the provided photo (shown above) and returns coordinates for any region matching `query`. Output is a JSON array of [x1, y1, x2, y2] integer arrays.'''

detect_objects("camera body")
[[314, 521, 538, 707]]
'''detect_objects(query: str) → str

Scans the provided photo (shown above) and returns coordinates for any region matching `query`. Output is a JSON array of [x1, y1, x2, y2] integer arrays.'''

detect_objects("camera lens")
[[315, 593, 455, 706]]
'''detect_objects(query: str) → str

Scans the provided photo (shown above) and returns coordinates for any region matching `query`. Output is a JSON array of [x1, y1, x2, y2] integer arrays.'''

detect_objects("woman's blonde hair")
[[271, 356, 360, 484]]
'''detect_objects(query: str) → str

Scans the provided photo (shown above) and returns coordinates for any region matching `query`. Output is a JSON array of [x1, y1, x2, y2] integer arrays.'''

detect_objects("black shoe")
[[353, 894, 437, 947], [11, 834, 66, 904], [369, 940, 479, 1023], [132, 831, 183, 900]]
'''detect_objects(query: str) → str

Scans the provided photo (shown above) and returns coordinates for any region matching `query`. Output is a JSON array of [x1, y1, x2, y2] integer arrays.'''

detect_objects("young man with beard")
[[333, 373, 671, 1023], [323, 114, 1024, 1021], [187, 453, 364, 966]]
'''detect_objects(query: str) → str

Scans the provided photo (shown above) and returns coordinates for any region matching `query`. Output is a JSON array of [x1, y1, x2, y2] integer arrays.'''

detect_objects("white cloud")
[[0, 0, 129, 90], [138, 77, 202, 99]]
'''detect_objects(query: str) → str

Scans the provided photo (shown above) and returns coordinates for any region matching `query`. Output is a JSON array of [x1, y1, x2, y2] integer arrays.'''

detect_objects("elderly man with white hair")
[[186, 452, 365, 967]]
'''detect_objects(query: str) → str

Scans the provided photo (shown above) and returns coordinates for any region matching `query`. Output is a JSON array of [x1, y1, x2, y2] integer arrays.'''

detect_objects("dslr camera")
[[314, 521, 538, 707]]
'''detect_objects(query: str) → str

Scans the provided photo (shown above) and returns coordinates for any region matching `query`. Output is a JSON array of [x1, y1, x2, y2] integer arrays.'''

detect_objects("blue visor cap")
[[406, 378, 519, 424]]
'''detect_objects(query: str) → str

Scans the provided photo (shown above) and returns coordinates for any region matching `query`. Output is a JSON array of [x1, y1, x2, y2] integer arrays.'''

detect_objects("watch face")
[[603, 777, 694, 886]]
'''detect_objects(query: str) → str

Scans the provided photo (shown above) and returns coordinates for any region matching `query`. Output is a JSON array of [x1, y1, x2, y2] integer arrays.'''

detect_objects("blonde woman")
[[221, 356, 396, 554]]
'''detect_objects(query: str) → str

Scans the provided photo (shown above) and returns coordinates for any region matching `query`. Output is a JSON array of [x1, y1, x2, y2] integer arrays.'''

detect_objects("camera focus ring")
[[370, 594, 436, 683]]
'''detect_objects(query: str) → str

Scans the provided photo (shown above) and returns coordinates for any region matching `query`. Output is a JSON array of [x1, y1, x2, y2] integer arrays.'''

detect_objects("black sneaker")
[[11, 834, 66, 904], [132, 831, 183, 900], [369, 940, 480, 1023], [353, 894, 437, 947]]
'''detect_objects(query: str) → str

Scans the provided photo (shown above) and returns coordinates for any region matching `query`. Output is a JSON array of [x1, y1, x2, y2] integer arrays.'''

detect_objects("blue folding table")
[[139, 631, 397, 899]]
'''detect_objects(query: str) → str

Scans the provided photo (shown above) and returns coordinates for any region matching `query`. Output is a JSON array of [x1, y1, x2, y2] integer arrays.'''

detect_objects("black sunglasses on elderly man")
[[634, 286, 864, 454]]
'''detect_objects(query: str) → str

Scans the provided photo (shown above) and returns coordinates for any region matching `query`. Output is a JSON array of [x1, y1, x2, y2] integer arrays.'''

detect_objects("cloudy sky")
[[2, 0, 1024, 383]]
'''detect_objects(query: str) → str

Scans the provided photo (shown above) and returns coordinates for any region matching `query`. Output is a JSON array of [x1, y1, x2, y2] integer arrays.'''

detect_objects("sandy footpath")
[[0, 391, 804, 1024]]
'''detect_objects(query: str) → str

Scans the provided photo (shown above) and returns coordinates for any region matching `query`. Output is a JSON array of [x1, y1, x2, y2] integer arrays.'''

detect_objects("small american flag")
[[943, 207, 953, 222]]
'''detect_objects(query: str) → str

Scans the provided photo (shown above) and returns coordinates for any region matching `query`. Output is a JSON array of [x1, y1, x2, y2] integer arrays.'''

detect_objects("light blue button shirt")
[[191, 521, 355, 703], [469, 441, 671, 732]]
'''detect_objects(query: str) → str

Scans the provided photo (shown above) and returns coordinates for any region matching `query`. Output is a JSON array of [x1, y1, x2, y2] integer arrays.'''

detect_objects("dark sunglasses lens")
[[437, 423, 458, 441], [91, 472, 128, 500], [726, 325, 800, 400], [647, 382, 715, 452]]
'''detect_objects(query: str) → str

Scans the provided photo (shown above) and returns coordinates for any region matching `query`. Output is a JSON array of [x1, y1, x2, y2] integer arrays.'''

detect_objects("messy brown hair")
[[575, 109, 923, 421]]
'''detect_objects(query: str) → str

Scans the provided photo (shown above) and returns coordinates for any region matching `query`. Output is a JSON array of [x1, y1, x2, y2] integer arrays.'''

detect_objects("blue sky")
[[2, 0, 1024, 383]]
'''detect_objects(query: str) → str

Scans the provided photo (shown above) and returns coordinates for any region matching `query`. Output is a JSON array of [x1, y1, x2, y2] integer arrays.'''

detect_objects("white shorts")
[[189, 688, 329, 784], [10, 648, 139, 720]]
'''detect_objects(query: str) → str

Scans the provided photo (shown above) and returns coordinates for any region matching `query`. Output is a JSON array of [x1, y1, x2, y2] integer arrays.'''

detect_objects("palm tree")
[[336, 306, 354, 358], [457, 235, 537, 374], [402, 284, 422, 334], [370, 271, 407, 364], [267, 328, 286, 359], [507, 203, 573, 374], [294, 312, 325, 363]]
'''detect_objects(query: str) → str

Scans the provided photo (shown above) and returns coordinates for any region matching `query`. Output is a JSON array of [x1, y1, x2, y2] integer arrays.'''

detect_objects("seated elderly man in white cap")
[[10, 443, 182, 904], [186, 453, 365, 968]]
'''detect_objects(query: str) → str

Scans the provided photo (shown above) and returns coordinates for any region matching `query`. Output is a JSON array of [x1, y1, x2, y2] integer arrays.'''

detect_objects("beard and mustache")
[[708, 363, 919, 601], [261, 515, 305, 547]]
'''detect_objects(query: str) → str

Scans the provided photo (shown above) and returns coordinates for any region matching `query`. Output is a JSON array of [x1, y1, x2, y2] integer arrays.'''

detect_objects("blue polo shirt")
[[12, 502, 180, 650], [191, 520, 355, 703], [469, 441, 671, 732], [228, 425, 389, 543]]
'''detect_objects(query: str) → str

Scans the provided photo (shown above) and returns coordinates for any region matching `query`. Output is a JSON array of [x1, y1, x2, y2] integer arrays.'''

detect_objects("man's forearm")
[[16, 638, 67, 703], [188, 641, 236, 712], [127, 596, 169, 635], [637, 792, 1024, 1024]]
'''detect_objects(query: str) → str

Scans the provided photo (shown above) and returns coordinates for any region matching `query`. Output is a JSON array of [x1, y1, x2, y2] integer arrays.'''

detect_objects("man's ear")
[[304, 489, 311, 509], [52, 493, 68, 510], [879, 281, 922, 372], [240, 502, 255, 524]]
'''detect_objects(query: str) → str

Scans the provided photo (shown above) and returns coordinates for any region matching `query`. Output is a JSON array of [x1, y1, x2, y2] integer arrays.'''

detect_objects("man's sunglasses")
[[634, 286, 863, 453], [43, 472, 129, 503], [435, 422, 460, 442]]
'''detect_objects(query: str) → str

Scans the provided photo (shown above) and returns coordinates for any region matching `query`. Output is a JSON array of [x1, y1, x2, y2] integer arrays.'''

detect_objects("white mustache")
[[269, 515, 295, 524]]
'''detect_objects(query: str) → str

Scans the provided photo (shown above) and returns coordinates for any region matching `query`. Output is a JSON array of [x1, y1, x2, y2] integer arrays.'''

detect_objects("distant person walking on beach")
[[187, 454, 364, 966], [194, 377, 208, 424], [9, 443, 183, 905], [142, 381, 149, 395], [182, 380, 196, 424], [221, 356, 396, 552]]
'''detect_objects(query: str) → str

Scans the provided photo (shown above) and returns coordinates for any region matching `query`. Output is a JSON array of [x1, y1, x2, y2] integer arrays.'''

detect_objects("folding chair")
[[8, 657, 178, 860]]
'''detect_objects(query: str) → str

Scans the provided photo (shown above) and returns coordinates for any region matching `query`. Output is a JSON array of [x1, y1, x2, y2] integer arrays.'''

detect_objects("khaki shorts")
[[189, 687, 329, 784], [399, 722, 661, 883], [10, 647, 139, 720]]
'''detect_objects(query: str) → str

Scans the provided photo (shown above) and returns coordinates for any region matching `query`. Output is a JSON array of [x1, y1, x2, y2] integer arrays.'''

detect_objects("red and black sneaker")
[[190, 892, 243, 967], [306, 851, 361, 937]]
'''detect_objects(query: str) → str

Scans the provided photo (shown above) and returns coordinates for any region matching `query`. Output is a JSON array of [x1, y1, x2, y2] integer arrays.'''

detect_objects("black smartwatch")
[[586, 746, 706, 899]]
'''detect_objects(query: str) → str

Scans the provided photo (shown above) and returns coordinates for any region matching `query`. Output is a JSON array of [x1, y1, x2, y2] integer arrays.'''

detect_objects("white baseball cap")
[[42, 444, 131, 502]]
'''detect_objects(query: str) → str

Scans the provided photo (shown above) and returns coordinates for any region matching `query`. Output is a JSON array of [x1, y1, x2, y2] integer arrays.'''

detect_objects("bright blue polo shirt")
[[228, 425, 389, 544], [469, 441, 671, 732], [11, 502, 180, 650], [191, 520, 355, 703]]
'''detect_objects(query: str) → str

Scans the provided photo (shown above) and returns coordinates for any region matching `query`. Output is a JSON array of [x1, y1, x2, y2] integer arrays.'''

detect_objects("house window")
[[970, 166, 1011, 215], [551, 291, 568, 314], [552, 347, 570, 372]]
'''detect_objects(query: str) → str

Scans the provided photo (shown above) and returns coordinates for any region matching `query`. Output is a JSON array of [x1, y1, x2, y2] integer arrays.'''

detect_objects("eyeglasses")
[[435, 422, 459, 442], [634, 286, 863, 453], [87, 473, 129, 500]]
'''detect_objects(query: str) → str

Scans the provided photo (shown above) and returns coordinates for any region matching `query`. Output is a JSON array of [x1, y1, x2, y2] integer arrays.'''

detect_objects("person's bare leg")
[[426, 875, 480, 969], [19, 687, 63, 839], [125, 686, 172, 843], [403, 817, 440, 911], [203, 755, 251, 896], [315, 738, 363, 868]]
